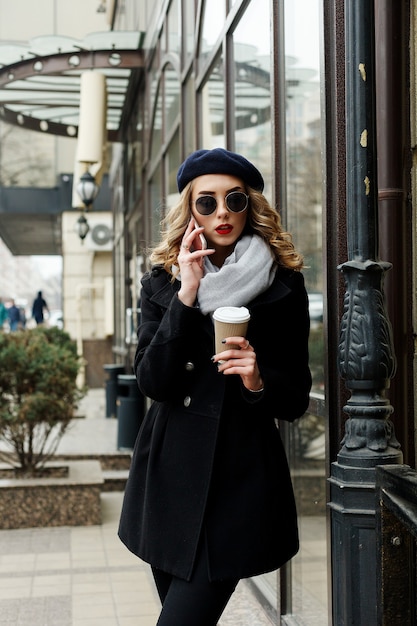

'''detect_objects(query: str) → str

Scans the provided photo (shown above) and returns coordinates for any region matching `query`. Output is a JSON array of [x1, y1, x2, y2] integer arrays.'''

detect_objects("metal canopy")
[[0, 32, 144, 255], [0, 31, 145, 139]]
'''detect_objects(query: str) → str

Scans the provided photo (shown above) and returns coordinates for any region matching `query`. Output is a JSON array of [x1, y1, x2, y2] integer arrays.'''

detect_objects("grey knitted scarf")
[[197, 234, 276, 315]]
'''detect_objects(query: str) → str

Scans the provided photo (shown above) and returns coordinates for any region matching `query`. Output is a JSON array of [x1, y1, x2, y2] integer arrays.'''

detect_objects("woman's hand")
[[177, 218, 214, 307], [212, 337, 264, 392]]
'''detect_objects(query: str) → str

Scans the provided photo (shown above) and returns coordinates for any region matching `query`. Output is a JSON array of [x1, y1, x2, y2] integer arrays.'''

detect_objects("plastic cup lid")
[[212, 306, 250, 323]]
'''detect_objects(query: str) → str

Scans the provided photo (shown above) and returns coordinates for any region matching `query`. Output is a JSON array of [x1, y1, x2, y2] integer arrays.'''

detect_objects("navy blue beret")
[[176, 148, 264, 193]]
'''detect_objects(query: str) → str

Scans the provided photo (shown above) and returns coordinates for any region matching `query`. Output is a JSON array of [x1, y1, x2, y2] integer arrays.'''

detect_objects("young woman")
[[118, 148, 312, 626]]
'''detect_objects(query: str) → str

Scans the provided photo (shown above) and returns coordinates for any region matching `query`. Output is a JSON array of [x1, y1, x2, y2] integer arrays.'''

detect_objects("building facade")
[[109, 0, 417, 623]]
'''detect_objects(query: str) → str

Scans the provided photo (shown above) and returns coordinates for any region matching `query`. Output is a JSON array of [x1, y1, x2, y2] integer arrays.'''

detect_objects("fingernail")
[[221, 339, 226, 344]]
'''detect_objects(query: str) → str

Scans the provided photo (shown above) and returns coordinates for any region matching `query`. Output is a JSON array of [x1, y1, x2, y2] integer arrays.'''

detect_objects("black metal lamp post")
[[329, 1, 403, 623]]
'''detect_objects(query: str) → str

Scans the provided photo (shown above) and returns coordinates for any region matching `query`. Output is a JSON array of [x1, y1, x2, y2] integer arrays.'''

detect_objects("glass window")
[[160, 22, 167, 54], [183, 0, 195, 60], [167, 0, 180, 55], [149, 165, 162, 247], [284, 0, 327, 623], [126, 142, 135, 212], [135, 109, 143, 200], [113, 176, 125, 346], [148, 48, 160, 141], [164, 64, 180, 131], [151, 84, 163, 162], [167, 130, 180, 198], [200, 55, 225, 148], [198, 0, 226, 69], [183, 71, 196, 156], [233, 0, 272, 197]]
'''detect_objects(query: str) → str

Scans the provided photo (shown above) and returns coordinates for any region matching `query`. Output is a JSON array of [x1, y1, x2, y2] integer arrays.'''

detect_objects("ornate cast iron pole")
[[329, 1, 403, 623]]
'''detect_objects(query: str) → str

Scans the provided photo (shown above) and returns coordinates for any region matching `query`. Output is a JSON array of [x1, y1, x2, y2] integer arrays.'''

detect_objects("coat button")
[[184, 396, 191, 407], [185, 361, 195, 371]]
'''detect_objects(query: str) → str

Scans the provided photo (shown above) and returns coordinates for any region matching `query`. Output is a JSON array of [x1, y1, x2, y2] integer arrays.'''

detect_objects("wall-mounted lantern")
[[74, 212, 90, 243], [76, 171, 100, 209]]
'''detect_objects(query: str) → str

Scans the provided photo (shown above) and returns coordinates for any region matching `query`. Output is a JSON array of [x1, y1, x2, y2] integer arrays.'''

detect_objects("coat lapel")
[[149, 275, 180, 309], [148, 273, 214, 338], [249, 273, 292, 309]]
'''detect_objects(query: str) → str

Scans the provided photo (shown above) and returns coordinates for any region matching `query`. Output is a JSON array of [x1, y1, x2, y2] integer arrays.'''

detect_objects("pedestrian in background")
[[0, 298, 7, 330], [19, 306, 27, 329], [32, 291, 49, 325], [119, 148, 312, 626], [8, 300, 21, 331]]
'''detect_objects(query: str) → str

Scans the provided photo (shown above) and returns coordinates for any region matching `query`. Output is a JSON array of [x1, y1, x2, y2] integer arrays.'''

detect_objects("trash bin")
[[103, 364, 125, 418], [116, 374, 144, 450]]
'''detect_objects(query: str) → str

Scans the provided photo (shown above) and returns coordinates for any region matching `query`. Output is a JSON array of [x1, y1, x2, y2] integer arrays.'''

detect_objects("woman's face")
[[190, 173, 248, 264]]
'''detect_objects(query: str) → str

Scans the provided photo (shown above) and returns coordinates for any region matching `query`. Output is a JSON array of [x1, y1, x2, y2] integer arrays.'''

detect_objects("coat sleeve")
[[250, 271, 312, 422], [133, 271, 205, 401]]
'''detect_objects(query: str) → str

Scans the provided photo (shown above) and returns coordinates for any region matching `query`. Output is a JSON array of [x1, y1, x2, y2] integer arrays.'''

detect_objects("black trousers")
[[151, 542, 239, 626]]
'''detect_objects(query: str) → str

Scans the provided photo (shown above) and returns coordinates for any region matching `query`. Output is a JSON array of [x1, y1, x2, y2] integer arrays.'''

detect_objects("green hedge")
[[0, 327, 85, 475]]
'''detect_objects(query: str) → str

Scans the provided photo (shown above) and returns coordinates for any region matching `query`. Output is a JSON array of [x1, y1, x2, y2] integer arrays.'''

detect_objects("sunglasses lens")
[[195, 196, 217, 215], [194, 192, 248, 214], [226, 192, 248, 212]]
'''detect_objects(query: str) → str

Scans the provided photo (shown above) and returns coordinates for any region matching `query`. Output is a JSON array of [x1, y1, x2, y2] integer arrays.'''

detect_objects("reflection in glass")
[[167, 0, 180, 55], [183, 73, 196, 156], [135, 109, 143, 200], [127, 142, 135, 212], [164, 65, 180, 131], [284, 0, 327, 624], [288, 404, 327, 626], [113, 177, 125, 345], [183, 0, 195, 60], [233, 0, 272, 197], [151, 85, 163, 162], [149, 165, 162, 247], [167, 130, 180, 197], [198, 0, 225, 69], [149, 51, 160, 157], [284, 1, 322, 294], [200, 56, 225, 148]]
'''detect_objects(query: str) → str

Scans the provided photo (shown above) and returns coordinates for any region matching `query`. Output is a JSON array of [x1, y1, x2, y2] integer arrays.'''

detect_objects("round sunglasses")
[[192, 191, 249, 216]]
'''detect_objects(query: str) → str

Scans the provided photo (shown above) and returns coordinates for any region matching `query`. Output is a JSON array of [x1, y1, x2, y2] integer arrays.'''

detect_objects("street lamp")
[[74, 170, 99, 243], [75, 213, 90, 243], [328, 2, 402, 624], [76, 171, 99, 209]]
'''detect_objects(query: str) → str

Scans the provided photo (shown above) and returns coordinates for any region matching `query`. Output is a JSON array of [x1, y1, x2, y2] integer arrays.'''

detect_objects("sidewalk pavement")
[[0, 389, 274, 626]]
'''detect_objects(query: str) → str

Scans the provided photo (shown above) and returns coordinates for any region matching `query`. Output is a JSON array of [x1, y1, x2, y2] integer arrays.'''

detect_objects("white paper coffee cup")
[[213, 306, 251, 355]]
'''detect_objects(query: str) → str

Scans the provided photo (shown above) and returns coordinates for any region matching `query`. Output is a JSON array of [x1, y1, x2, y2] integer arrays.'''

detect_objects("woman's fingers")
[[179, 220, 213, 267], [214, 337, 253, 357], [180, 218, 203, 249], [212, 340, 263, 391]]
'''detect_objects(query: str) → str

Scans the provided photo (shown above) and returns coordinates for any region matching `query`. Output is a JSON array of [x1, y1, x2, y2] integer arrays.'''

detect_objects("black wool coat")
[[118, 265, 312, 582]]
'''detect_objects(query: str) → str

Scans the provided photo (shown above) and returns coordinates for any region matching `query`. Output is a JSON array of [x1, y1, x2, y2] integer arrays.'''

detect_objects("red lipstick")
[[215, 224, 233, 235]]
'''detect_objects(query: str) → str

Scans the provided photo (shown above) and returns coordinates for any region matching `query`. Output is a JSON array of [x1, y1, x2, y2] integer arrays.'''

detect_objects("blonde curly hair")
[[150, 182, 304, 277]]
